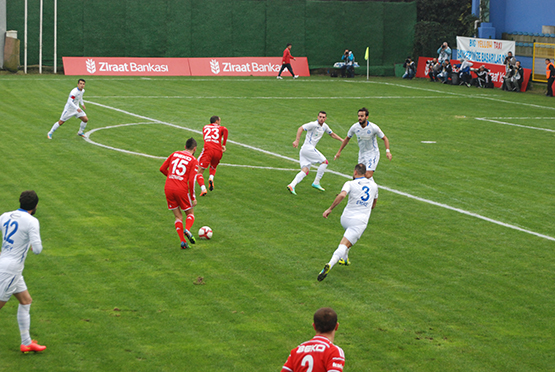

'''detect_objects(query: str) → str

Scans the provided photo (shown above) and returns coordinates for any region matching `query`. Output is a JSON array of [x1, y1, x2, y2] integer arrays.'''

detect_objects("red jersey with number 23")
[[202, 124, 228, 153], [160, 150, 198, 201], [282, 336, 345, 372]]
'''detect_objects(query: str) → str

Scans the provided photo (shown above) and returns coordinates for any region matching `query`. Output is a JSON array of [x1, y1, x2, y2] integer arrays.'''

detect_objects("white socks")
[[329, 244, 348, 269], [79, 121, 87, 133], [290, 171, 307, 188], [314, 162, 328, 185], [49, 122, 60, 134], [18, 304, 31, 346]]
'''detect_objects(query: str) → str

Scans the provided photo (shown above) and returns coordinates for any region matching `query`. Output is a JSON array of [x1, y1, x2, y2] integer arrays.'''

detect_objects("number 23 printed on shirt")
[[203, 127, 220, 141]]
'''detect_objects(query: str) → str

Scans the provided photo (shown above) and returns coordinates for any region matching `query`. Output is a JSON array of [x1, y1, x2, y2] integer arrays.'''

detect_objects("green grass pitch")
[[0, 74, 554, 371]]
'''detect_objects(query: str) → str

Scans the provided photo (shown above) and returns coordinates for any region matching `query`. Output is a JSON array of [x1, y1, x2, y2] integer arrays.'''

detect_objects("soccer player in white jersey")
[[287, 111, 343, 195], [334, 107, 392, 178], [318, 163, 378, 281], [0, 191, 47, 353], [47, 79, 89, 139]]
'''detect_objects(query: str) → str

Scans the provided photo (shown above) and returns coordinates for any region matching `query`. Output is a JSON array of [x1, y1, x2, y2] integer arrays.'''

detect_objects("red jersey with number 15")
[[282, 336, 345, 372], [160, 150, 199, 200], [202, 124, 228, 153]]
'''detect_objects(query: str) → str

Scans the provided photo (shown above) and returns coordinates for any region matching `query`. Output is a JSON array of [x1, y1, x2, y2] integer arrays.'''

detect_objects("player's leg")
[[77, 112, 88, 137], [288, 166, 309, 195], [277, 64, 287, 78], [13, 286, 46, 352], [312, 150, 328, 191], [183, 208, 196, 244], [47, 118, 65, 139], [363, 153, 379, 179], [196, 168, 207, 196], [171, 207, 188, 248], [318, 237, 353, 281], [207, 154, 222, 191]]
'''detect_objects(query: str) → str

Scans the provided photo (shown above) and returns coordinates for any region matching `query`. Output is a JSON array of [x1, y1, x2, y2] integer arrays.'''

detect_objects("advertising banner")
[[415, 56, 530, 91], [456, 37, 515, 65], [188, 57, 310, 77], [63, 56, 311, 77], [63, 57, 191, 76]]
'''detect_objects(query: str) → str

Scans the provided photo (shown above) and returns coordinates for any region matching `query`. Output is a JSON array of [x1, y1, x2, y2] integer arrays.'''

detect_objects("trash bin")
[[4, 30, 20, 72]]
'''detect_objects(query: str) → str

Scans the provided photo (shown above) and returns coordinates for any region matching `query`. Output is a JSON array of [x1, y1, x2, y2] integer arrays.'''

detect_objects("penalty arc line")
[[84, 100, 555, 242]]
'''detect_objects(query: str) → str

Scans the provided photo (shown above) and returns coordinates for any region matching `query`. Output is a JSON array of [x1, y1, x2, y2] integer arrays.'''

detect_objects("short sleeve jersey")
[[65, 87, 85, 111], [341, 177, 379, 223], [0, 209, 43, 275], [282, 336, 345, 372], [301, 121, 333, 149], [202, 124, 228, 153], [160, 151, 199, 200], [347, 121, 384, 157]]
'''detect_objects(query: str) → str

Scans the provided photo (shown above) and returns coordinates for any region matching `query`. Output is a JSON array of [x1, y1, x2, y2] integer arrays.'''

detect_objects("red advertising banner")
[[63, 57, 191, 76], [187, 57, 310, 77], [415, 56, 530, 91], [63, 56, 311, 77]]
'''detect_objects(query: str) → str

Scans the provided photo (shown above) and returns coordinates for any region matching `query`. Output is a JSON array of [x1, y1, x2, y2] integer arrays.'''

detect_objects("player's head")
[[317, 111, 327, 124], [313, 307, 338, 334], [210, 116, 220, 124], [354, 163, 366, 178], [286, 43, 292, 49], [358, 107, 369, 123], [185, 137, 197, 152], [77, 79, 86, 90], [20, 190, 39, 214], [546, 58, 552, 65]]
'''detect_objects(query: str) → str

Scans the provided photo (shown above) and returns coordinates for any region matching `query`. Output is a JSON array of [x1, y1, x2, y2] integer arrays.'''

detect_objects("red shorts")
[[198, 148, 222, 170], [165, 188, 193, 211]]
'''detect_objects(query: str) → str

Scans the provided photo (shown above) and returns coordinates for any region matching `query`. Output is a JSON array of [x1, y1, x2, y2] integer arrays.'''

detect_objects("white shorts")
[[60, 108, 86, 122], [299, 146, 326, 169], [0, 273, 27, 302], [340, 215, 368, 245], [359, 151, 380, 172]]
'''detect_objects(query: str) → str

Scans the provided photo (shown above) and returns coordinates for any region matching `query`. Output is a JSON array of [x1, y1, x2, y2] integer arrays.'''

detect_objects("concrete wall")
[[0, 0, 6, 69]]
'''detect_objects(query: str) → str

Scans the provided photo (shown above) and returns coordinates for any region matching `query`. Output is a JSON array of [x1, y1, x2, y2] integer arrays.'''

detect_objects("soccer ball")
[[198, 226, 213, 240]]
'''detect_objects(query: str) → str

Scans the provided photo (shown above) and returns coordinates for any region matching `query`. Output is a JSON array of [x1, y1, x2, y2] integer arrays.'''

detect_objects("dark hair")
[[20, 190, 39, 211], [78, 78, 86, 84], [318, 111, 327, 116], [546, 58, 552, 62], [210, 116, 220, 124], [286, 43, 292, 48], [313, 308, 337, 333], [354, 163, 367, 176], [358, 107, 369, 116], [185, 137, 197, 150]]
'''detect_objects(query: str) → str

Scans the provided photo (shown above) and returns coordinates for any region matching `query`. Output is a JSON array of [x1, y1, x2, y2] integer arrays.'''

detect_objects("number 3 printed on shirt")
[[361, 185, 370, 202], [301, 355, 314, 372], [203, 127, 220, 141]]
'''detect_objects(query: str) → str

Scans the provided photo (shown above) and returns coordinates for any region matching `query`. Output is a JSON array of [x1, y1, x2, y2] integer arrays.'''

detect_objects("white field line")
[[475, 118, 555, 132], [84, 100, 555, 242], [85, 95, 456, 100]]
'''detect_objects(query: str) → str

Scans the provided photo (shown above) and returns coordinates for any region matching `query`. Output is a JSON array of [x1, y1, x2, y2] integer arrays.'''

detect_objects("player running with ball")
[[318, 163, 378, 281], [197, 116, 229, 195], [160, 138, 201, 249]]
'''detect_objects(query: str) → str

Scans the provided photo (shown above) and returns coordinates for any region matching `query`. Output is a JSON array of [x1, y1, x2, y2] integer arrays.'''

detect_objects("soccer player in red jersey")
[[282, 308, 345, 372], [277, 43, 299, 79], [197, 116, 229, 193], [160, 138, 200, 249]]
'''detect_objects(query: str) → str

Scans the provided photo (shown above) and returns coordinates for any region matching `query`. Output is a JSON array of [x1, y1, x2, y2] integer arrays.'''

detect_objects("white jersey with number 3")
[[0, 209, 43, 275], [341, 177, 379, 223]]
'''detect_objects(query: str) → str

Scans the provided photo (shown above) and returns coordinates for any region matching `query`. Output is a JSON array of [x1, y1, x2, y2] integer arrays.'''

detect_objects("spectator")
[[402, 57, 416, 79], [504, 52, 516, 68], [437, 60, 453, 84], [456, 58, 473, 86], [546, 58, 555, 97], [437, 42, 452, 64], [427, 58, 441, 82], [341, 49, 355, 78]]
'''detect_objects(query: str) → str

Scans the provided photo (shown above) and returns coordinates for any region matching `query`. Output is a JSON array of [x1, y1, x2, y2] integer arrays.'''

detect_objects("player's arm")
[[188, 164, 197, 204], [382, 135, 392, 160], [159, 156, 171, 176], [329, 132, 343, 142], [221, 127, 228, 152], [67, 94, 80, 112], [292, 125, 304, 148], [29, 220, 43, 254], [334, 136, 351, 160], [80, 94, 86, 111], [323, 191, 347, 218]]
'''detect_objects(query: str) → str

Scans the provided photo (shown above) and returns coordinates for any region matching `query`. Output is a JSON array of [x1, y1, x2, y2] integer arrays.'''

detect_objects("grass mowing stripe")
[[84, 100, 555, 243]]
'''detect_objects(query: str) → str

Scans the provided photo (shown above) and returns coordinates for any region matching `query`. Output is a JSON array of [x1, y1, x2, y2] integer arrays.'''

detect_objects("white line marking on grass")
[[84, 100, 555, 242], [475, 118, 555, 132], [86, 95, 455, 100]]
